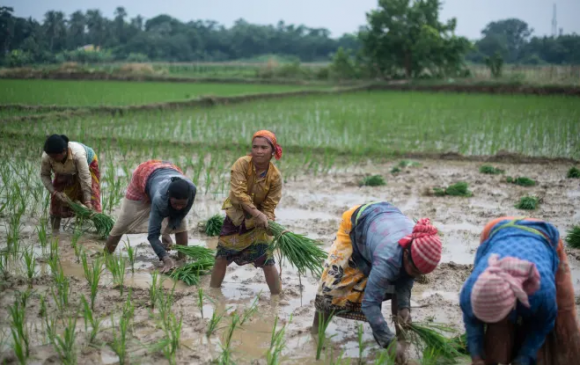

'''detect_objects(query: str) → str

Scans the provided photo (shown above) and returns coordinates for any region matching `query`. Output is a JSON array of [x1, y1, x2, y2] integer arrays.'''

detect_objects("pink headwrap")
[[398, 218, 442, 274], [471, 254, 541, 323]]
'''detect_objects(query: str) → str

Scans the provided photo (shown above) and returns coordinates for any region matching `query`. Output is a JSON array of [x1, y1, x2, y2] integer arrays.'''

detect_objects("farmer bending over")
[[460, 217, 580, 365], [210, 130, 283, 294], [104, 160, 196, 273], [40, 134, 102, 234], [312, 202, 443, 363]]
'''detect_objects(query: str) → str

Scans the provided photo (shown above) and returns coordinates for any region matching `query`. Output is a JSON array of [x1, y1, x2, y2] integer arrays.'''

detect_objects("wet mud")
[[1, 158, 579, 364]]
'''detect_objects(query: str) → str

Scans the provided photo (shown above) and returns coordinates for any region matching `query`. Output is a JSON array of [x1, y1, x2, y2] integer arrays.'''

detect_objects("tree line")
[[0, 1, 578, 74]]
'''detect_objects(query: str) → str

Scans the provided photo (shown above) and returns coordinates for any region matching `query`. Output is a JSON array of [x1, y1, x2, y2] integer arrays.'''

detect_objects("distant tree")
[[479, 18, 532, 63], [0, 7, 15, 57], [485, 51, 504, 77], [68, 11, 86, 49], [44, 11, 67, 52], [360, 0, 470, 78], [114, 7, 127, 44], [86, 9, 105, 47], [330, 46, 357, 79]]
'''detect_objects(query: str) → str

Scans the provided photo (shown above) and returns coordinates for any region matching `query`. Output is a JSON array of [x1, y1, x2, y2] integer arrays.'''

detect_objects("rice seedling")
[[206, 308, 228, 337], [105, 253, 126, 295], [159, 312, 183, 365], [565, 226, 580, 249], [21, 246, 36, 285], [515, 196, 540, 210], [403, 322, 460, 361], [357, 323, 366, 364], [67, 199, 115, 238], [168, 257, 214, 285], [37, 219, 48, 254], [50, 259, 71, 312], [268, 221, 328, 277], [71, 226, 83, 259], [567, 167, 580, 178], [217, 312, 241, 365], [109, 311, 130, 365], [49, 312, 78, 365], [266, 316, 291, 365], [39, 294, 47, 318], [433, 182, 472, 197], [173, 245, 215, 261], [197, 287, 205, 318], [155, 283, 176, 323], [149, 270, 162, 309], [124, 240, 137, 274], [506, 176, 536, 187], [240, 294, 260, 325], [204, 214, 225, 236], [390, 167, 401, 174], [50, 237, 59, 261], [360, 175, 386, 187], [81, 252, 103, 310], [316, 311, 337, 360], [81, 295, 102, 344], [448, 333, 468, 355], [8, 297, 29, 363], [373, 348, 396, 365], [479, 165, 504, 175]]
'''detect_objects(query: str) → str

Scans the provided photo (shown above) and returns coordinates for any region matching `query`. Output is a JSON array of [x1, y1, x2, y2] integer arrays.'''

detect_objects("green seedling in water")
[[240, 294, 260, 325], [50, 313, 78, 365], [390, 167, 401, 174], [39, 293, 47, 318], [374, 343, 396, 365], [105, 253, 126, 295], [567, 167, 580, 178], [197, 287, 205, 318], [9, 297, 29, 363], [266, 316, 291, 365], [37, 219, 48, 254], [217, 313, 241, 365], [50, 259, 71, 312], [515, 196, 540, 210], [479, 165, 504, 175], [81, 295, 102, 344], [506, 176, 536, 187], [398, 160, 420, 168], [124, 240, 137, 274], [434, 182, 472, 197], [22, 246, 36, 284], [81, 252, 103, 310], [316, 311, 337, 360], [357, 323, 366, 364], [50, 237, 59, 261], [71, 226, 82, 257], [206, 308, 228, 337], [565, 226, 580, 249], [149, 270, 162, 309], [159, 312, 183, 365], [155, 282, 176, 323], [360, 175, 386, 187], [109, 311, 130, 365]]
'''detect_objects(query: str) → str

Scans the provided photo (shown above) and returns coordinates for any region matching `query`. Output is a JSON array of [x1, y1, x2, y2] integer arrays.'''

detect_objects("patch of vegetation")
[[204, 214, 225, 236], [433, 182, 472, 197], [360, 175, 386, 187], [567, 167, 580, 179], [506, 176, 536, 187], [479, 165, 504, 175], [565, 226, 580, 249], [398, 160, 421, 168], [390, 167, 401, 174], [514, 196, 540, 210]]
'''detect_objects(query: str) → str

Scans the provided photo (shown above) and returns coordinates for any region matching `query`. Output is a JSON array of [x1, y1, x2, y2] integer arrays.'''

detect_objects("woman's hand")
[[386, 341, 407, 364], [83, 200, 93, 210], [160, 256, 177, 273], [53, 191, 68, 203], [254, 211, 269, 228], [397, 308, 412, 327]]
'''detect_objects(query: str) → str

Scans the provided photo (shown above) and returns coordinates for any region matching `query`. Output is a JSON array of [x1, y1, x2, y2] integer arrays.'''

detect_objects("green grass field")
[[0, 79, 313, 106]]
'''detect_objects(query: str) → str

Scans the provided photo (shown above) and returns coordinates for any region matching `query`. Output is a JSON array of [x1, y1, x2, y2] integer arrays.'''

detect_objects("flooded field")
[[1, 158, 579, 364]]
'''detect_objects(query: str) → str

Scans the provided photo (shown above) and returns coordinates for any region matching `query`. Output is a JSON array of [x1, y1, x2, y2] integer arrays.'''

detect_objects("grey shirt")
[[145, 168, 196, 260]]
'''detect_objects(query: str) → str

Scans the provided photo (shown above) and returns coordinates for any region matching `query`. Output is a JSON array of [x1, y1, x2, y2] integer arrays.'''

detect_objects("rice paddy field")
[[1, 79, 580, 365]]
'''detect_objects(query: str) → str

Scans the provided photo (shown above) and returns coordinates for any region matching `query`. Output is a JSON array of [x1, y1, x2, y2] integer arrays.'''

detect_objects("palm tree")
[[68, 11, 86, 49], [86, 9, 104, 48], [44, 11, 67, 52]]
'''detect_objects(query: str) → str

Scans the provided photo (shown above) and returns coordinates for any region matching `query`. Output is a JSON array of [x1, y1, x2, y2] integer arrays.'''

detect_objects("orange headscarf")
[[253, 130, 283, 160]]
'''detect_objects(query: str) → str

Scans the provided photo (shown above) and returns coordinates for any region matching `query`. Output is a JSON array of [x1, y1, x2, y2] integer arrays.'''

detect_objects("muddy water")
[[1, 159, 579, 364]]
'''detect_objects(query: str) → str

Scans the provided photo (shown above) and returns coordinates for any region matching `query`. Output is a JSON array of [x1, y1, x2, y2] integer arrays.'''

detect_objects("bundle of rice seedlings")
[[567, 167, 580, 179], [515, 196, 539, 210], [268, 221, 327, 277], [390, 167, 401, 174], [449, 333, 468, 355], [398, 160, 421, 168], [479, 165, 504, 175], [168, 258, 214, 286], [204, 214, 224, 236], [403, 322, 461, 361], [360, 175, 386, 187], [506, 176, 536, 187], [445, 182, 472, 197], [173, 245, 215, 261], [565, 226, 580, 249], [67, 199, 114, 238]]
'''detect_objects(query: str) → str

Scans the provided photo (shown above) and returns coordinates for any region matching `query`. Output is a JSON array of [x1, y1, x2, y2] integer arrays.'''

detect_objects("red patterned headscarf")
[[253, 130, 282, 160], [399, 218, 442, 274]]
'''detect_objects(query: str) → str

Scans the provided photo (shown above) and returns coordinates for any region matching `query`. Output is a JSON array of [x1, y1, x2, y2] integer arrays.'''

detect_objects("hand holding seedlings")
[[397, 308, 412, 326], [161, 256, 177, 273]]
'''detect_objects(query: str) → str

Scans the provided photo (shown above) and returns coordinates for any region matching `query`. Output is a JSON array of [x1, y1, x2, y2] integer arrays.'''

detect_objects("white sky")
[[5, 0, 579, 39]]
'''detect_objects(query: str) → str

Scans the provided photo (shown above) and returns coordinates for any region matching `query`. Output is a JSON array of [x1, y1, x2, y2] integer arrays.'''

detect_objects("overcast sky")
[[4, 0, 579, 40]]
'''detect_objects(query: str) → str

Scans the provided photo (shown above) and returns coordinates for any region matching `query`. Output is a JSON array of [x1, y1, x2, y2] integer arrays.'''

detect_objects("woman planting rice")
[[104, 160, 196, 273], [210, 130, 283, 294], [312, 202, 443, 363], [41, 134, 101, 234], [460, 217, 580, 365]]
